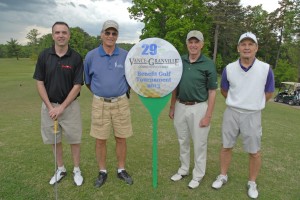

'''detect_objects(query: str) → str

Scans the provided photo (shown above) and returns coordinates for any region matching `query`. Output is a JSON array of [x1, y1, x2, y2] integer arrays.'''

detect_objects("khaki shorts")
[[90, 95, 133, 140], [222, 107, 262, 153], [41, 100, 82, 144]]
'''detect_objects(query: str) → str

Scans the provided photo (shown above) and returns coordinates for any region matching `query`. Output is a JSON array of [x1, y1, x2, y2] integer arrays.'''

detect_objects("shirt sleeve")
[[83, 54, 91, 85], [265, 67, 275, 93], [220, 67, 229, 91], [33, 51, 45, 81]]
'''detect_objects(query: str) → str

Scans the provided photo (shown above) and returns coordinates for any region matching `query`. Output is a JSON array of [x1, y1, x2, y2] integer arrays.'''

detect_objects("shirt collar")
[[98, 45, 120, 57], [183, 53, 203, 63], [50, 45, 72, 57], [239, 58, 256, 72]]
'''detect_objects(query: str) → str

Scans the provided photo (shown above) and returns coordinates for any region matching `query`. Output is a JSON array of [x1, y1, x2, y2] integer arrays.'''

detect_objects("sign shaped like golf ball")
[[125, 38, 182, 97]]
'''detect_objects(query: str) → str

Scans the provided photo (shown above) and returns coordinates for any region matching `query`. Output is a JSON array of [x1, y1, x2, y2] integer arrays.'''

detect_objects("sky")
[[0, 0, 280, 45]]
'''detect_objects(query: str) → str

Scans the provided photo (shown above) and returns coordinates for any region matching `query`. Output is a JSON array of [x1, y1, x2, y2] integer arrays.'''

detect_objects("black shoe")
[[95, 171, 107, 188], [117, 170, 133, 185]]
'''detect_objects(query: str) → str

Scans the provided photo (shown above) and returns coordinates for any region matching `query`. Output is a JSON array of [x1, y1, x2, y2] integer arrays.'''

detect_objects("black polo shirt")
[[33, 46, 84, 104]]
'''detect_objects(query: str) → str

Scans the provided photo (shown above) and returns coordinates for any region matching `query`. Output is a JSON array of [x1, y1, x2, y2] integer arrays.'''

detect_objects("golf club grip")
[[54, 120, 58, 134]]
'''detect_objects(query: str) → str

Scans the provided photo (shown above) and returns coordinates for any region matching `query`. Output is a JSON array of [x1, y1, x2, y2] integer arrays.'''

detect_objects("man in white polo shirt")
[[211, 32, 275, 199]]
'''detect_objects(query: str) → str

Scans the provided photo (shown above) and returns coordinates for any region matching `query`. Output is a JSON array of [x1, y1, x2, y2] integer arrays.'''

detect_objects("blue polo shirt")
[[84, 45, 129, 98]]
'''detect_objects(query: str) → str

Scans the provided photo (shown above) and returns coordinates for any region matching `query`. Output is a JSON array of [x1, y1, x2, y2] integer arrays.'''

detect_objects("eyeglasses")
[[104, 31, 118, 36]]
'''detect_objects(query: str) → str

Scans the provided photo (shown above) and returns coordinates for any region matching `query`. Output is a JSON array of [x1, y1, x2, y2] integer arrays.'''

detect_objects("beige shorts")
[[41, 100, 82, 144], [90, 95, 133, 140]]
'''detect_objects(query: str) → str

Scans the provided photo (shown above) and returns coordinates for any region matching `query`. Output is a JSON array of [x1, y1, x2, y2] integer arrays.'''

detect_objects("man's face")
[[52, 24, 70, 47], [187, 38, 203, 55], [237, 39, 258, 59], [101, 28, 118, 47]]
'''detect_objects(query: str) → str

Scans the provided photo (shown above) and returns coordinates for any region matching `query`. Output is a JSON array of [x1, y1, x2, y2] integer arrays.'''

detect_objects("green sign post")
[[125, 38, 182, 188]]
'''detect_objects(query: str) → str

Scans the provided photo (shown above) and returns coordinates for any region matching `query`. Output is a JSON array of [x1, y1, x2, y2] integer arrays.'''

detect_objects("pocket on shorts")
[[118, 98, 131, 125]]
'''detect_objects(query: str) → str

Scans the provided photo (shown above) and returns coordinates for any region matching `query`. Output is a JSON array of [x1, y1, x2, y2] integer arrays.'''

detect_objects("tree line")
[[1, 0, 299, 85]]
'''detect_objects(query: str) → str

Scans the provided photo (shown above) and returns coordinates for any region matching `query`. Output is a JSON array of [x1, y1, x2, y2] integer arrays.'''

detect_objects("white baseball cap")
[[238, 32, 258, 44]]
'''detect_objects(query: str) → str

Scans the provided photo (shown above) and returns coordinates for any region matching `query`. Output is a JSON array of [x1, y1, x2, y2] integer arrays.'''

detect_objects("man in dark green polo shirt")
[[169, 30, 218, 189]]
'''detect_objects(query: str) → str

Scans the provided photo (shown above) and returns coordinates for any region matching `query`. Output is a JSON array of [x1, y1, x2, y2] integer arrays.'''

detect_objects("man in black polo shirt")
[[33, 21, 84, 186], [169, 30, 218, 189]]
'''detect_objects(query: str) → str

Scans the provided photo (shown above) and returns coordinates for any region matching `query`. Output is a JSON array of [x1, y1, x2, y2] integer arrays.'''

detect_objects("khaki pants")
[[173, 101, 210, 181]]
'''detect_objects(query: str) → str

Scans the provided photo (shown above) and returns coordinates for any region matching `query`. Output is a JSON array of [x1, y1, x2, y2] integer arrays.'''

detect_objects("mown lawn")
[[0, 58, 299, 200]]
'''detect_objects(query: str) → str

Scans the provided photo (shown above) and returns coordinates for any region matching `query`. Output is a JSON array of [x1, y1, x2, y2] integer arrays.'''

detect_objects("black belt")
[[178, 99, 202, 105]]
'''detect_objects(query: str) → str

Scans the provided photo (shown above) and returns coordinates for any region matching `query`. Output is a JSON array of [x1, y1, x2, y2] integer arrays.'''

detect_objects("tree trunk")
[[213, 24, 219, 63]]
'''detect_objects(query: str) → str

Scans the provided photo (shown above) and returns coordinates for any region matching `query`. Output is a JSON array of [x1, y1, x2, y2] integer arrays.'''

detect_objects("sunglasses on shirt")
[[104, 31, 118, 36]]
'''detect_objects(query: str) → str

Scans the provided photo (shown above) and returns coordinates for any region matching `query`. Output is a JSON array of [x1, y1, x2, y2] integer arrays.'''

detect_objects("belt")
[[94, 94, 126, 103], [178, 99, 202, 105]]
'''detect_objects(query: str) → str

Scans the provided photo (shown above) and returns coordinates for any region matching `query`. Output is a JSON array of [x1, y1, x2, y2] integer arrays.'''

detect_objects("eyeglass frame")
[[103, 31, 118, 37]]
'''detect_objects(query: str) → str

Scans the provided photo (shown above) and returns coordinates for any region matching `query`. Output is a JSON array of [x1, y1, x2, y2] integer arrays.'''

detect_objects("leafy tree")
[[273, 59, 297, 86], [129, 0, 212, 54], [70, 27, 99, 58], [26, 29, 41, 59], [206, 0, 244, 64], [26, 29, 40, 46], [0, 44, 8, 58], [6, 38, 21, 60], [269, 0, 297, 68]]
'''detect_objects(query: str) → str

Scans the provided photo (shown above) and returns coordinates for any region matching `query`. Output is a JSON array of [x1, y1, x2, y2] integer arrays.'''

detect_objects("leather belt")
[[94, 94, 126, 103], [178, 99, 202, 105]]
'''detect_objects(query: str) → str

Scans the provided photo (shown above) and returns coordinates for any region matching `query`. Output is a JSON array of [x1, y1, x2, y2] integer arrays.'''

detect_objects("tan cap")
[[186, 30, 204, 42], [102, 20, 119, 32]]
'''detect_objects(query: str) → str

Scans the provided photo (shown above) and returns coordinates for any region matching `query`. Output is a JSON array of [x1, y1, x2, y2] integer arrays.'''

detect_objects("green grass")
[[0, 58, 299, 200]]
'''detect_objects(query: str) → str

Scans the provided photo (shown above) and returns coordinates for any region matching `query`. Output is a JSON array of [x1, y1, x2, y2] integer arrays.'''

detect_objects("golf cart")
[[274, 82, 300, 105]]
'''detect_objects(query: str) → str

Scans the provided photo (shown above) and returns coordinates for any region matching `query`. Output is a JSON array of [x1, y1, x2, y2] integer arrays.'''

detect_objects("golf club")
[[54, 119, 58, 200]]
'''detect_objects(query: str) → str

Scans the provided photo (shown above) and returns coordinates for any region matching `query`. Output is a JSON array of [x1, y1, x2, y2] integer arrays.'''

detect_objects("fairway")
[[0, 58, 299, 200]]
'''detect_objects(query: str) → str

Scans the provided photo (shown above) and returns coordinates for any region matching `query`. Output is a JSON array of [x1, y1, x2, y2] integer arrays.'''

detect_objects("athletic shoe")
[[188, 179, 200, 189], [170, 173, 188, 181], [73, 170, 83, 186], [117, 170, 133, 185], [49, 169, 67, 185], [247, 181, 258, 199], [212, 174, 228, 189], [95, 171, 107, 188]]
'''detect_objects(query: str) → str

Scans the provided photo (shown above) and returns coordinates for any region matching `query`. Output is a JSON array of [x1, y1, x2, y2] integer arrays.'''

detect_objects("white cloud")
[[0, 0, 278, 45]]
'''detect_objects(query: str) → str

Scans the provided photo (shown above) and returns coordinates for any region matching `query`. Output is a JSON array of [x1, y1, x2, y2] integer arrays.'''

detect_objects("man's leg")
[[71, 144, 80, 167], [115, 137, 126, 168], [220, 147, 232, 175], [249, 151, 261, 181], [52, 142, 63, 167], [96, 139, 107, 170]]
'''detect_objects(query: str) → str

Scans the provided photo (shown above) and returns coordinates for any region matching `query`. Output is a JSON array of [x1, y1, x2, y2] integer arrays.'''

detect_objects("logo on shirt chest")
[[61, 64, 73, 69]]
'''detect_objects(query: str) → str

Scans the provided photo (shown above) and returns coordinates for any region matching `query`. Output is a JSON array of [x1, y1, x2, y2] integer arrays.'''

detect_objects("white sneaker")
[[170, 173, 187, 181], [73, 170, 83, 186], [188, 179, 200, 189], [212, 174, 228, 189], [49, 169, 67, 185], [247, 181, 258, 199]]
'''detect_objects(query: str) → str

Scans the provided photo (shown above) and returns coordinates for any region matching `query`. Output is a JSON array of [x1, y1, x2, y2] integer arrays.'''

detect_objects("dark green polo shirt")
[[177, 54, 218, 102]]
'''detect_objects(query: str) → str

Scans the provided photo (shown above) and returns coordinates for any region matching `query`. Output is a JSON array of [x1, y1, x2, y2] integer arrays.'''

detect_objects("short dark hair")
[[52, 21, 70, 33]]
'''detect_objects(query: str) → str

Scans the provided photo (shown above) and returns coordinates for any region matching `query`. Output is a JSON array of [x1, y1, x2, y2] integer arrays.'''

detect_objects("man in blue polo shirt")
[[211, 32, 275, 199], [84, 20, 133, 188]]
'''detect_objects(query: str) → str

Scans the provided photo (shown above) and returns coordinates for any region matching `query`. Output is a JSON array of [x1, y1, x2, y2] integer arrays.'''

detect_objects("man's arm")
[[36, 80, 53, 110], [49, 84, 81, 120], [265, 92, 273, 102], [200, 89, 216, 127], [169, 88, 177, 119], [221, 89, 228, 98]]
